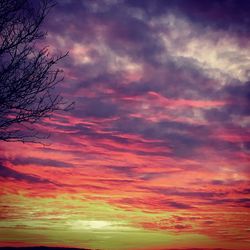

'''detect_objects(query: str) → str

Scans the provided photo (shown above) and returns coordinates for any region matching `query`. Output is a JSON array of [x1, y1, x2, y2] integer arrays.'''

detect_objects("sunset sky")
[[0, 0, 250, 250]]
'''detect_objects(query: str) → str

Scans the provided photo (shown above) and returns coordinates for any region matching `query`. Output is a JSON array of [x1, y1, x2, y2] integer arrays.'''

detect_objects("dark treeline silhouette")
[[0, 247, 91, 250], [0, 247, 237, 250]]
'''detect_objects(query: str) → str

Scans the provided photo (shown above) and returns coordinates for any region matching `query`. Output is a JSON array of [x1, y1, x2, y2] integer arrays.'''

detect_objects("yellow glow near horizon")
[[69, 220, 119, 230]]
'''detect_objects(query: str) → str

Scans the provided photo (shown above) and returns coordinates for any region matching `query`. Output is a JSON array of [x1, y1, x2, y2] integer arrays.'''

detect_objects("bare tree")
[[0, 0, 70, 142]]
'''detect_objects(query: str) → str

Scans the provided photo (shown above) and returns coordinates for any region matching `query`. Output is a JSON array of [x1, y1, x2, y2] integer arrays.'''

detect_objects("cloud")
[[0, 1, 249, 249], [11, 157, 74, 168], [0, 164, 49, 183], [166, 201, 194, 209]]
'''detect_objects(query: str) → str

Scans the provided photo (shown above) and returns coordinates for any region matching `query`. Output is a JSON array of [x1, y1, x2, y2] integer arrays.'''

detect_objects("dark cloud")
[[237, 188, 250, 195], [209, 198, 250, 207], [205, 81, 250, 124], [0, 164, 49, 183], [174, 0, 250, 39], [11, 157, 74, 168], [124, 0, 250, 41], [144, 187, 227, 199], [104, 165, 136, 178], [62, 0, 250, 40], [40, 0, 250, 163], [165, 201, 194, 209], [208, 179, 248, 186], [71, 98, 119, 119], [39, 0, 250, 163]]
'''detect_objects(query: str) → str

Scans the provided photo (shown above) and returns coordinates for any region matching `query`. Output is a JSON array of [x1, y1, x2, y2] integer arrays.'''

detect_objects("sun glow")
[[70, 220, 115, 230]]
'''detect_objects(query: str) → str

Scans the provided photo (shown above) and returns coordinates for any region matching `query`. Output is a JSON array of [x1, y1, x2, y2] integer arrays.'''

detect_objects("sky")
[[0, 0, 250, 249]]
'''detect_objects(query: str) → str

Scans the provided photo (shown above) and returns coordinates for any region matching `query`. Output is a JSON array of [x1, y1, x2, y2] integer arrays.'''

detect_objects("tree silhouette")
[[0, 0, 70, 142]]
